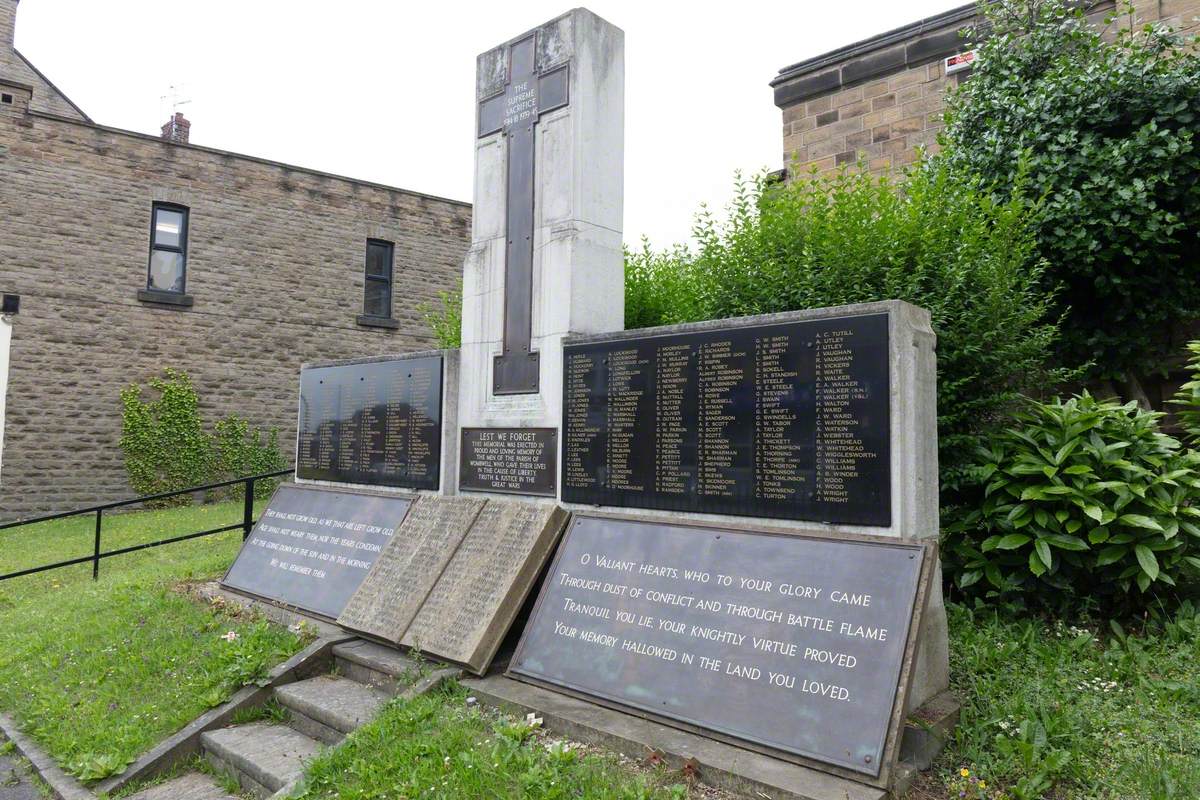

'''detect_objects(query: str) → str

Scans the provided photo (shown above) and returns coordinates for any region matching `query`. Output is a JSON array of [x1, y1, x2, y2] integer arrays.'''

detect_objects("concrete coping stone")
[[94, 634, 352, 797], [462, 675, 889, 800], [0, 713, 93, 800], [564, 300, 927, 346], [301, 349, 453, 371]]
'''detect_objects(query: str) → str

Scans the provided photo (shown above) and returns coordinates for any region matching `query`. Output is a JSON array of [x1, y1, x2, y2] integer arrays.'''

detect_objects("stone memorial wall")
[[222, 484, 413, 619]]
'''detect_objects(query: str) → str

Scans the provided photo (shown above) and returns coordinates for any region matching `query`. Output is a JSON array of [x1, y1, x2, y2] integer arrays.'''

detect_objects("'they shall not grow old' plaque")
[[222, 484, 413, 620], [509, 514, 935, 784]]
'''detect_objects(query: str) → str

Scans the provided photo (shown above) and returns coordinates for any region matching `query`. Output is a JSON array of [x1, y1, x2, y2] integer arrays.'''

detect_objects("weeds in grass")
[[0, 501, 305, 782], [940, 601, 1200, 799], [230, 699, 289, 727], [298, 683, 693, 800]]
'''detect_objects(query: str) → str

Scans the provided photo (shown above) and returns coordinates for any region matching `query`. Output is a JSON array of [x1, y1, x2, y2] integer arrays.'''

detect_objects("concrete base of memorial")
[[463, 674, 959, 800]]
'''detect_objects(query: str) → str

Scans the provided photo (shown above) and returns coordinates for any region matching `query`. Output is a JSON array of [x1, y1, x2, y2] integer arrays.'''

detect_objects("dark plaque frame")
[[459, 427, 558, 497], [221, 483, 415, 622], [295, 354, 443, 490], [508, 512, 935, 789], [561, 313, 891, 526]]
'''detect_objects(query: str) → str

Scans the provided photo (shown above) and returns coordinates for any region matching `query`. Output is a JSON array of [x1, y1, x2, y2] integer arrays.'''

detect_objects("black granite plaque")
[[296, 355, 443, 490], [562, 313, 890, 525], [222, 484, 413, 619], [511, 515, 930, 779], [460, 428, 557, 496]]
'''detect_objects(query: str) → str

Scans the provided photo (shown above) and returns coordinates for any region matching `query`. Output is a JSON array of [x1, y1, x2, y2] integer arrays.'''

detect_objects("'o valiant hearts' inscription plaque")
[[562, 313, 890, 525], [296, 355, 443, 490], [510, 515, 933, 780], [222, 484, 412, 620]]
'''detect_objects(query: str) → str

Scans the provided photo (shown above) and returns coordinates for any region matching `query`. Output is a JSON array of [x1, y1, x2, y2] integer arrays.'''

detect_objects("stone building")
[[0, 0, 471, 519], [772, 0, 1200, 175]]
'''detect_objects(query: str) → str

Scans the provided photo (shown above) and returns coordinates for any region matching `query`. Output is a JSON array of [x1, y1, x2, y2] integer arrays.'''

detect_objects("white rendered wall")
[[458, 9, 625, 461], [0, 316, 10, 483]]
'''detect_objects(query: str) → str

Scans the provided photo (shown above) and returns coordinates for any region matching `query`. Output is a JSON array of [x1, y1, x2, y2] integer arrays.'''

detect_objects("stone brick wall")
[[0, 82, 470, 519], [774, 0, 1200, 176]]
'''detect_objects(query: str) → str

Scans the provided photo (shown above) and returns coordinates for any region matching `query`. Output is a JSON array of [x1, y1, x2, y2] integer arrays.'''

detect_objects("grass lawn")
[[297, 683, 696, 800], [0, 500, 307, 782], [0, 501, 1197, 798], [924, 601, 1200, 800]]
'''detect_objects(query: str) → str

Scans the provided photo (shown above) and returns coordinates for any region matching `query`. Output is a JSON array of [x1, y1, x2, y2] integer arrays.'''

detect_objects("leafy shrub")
[[421, 281, 463, 349], [212, 416, 287, 500], [939, 0, 1200, 384], [945, 392, 1200, 611], [119, 369, 213, 505], [625, 161, 1069, 492], [120, 369, 286, 504], [1170, 341, 1200, 445]]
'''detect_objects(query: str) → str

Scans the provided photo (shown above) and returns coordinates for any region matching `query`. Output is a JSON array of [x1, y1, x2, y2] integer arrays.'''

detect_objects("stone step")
[[201, 722, 322, 798], [273, 674, 390, 744], [333, 639, 423, 690], [123, 772, 238, 800]]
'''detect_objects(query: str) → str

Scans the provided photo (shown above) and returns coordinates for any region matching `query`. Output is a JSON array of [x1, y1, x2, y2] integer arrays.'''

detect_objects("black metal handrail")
[[0, 468, 294, 583]]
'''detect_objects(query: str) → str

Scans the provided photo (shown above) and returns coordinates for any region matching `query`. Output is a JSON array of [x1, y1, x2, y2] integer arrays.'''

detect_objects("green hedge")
[[625, 161, 1069, 494]]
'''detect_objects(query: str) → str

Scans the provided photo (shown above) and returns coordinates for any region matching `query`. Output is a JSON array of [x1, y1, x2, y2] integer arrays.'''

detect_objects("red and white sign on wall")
[[944, 50, 978, 75]]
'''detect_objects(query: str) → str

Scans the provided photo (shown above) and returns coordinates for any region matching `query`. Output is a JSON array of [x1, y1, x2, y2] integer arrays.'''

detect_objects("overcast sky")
[[15, 0, 962, 248]]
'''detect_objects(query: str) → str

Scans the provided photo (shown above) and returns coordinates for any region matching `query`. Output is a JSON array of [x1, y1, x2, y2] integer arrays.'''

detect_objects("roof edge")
[[14, 48, 92, 123], [25, 110, 473, 209], [771, 2, 977, 89]]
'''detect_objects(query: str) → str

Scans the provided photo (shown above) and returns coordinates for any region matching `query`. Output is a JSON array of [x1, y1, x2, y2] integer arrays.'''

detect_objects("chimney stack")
[[161, 112, 191, 144], [1, 1, 18, 54]]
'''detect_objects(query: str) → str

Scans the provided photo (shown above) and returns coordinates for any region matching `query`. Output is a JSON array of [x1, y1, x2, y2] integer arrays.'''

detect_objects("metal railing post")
[[92, 509, 102, 581], [0, 468, 292, 585], [242, 478, 254, 541]]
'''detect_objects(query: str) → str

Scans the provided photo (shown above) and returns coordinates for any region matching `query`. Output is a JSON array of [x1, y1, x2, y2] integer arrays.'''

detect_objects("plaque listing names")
[[562, 313, 890, 526], [296, 355, 443, 490]]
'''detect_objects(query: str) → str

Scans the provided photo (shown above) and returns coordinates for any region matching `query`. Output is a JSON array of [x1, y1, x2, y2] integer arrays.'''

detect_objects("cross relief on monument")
[[477, 35, 569, 395]]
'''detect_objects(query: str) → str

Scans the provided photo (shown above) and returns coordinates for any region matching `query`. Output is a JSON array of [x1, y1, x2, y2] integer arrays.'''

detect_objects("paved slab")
[[464, 675, 888, 800], [274, 675, 390, 735], [333, 640, 423, 688], [201, 723, 322, 794], [0, 754, 39, 800], [124, 771, 237, 800]]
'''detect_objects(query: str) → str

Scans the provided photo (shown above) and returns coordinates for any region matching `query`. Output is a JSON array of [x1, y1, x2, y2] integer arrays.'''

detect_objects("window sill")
[[356, 315, 399, 330], [137, 289, 194, 308]]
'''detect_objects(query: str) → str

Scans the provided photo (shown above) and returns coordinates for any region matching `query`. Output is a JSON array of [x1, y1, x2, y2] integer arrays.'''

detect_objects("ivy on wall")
[[120, 369, 285, 505]]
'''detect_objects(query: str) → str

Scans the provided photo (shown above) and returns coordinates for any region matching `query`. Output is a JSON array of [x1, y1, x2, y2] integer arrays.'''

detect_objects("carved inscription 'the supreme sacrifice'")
[[511, 515, 929, 776], [562, 314, 890, 525]]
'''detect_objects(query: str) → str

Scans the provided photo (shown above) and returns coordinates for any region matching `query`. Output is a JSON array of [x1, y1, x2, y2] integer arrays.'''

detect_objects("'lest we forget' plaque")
[[459, 427, 557, 496], [222, 484, 413, 620], [510, 515, 934, 784]]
